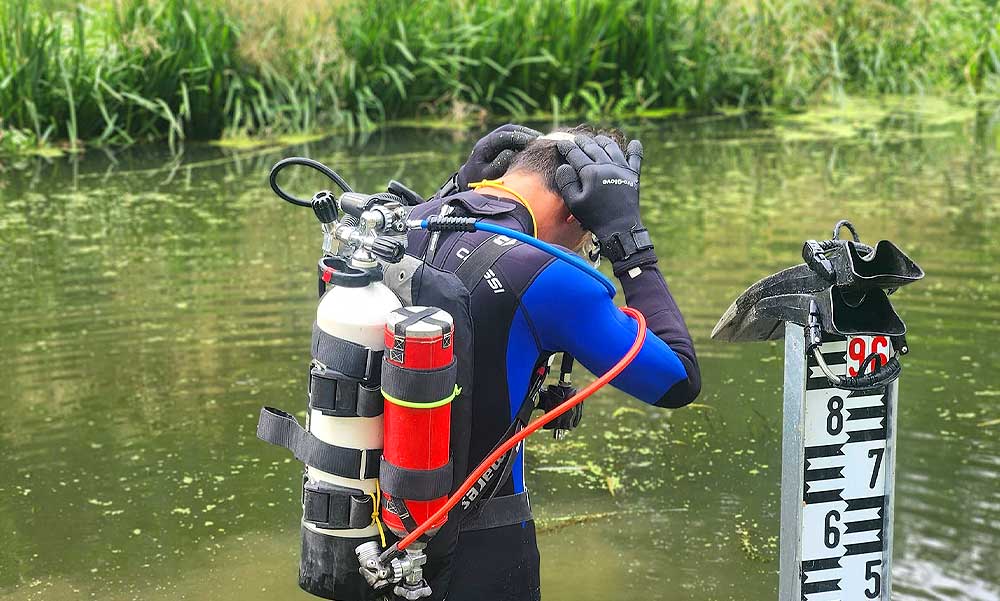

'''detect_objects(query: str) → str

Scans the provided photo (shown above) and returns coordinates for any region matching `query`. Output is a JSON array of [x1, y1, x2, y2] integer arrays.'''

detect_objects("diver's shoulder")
[[475, 237, 554, 292], [500, 237, 559, 267], [408, 196, 448, 220], [499, 241, 610, 297]]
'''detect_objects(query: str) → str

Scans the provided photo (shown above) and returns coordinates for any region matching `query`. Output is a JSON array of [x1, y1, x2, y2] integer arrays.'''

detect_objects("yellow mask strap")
[[469, 179, 538, 237]]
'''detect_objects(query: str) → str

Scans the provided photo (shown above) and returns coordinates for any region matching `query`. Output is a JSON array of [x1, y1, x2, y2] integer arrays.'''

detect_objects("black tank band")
[[256, 407, 380, 479], [379, 457, 454, 501], [311, 323, 383, 382], [380, 359, 457, 405]]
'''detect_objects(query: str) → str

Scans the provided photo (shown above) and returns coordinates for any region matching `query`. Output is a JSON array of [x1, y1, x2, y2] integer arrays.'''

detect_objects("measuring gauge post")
[[780, 328, 898, 601], [710, 220, 922, 601]]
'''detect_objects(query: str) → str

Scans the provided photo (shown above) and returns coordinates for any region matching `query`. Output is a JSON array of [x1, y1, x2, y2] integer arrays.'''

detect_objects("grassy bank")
[[1, 0, 998, 153]]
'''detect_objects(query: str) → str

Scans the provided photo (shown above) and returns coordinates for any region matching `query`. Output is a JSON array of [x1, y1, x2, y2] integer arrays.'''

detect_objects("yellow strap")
[[469, 179, 538, 237], [369, 480, 386, 548], [382, 385, 461, 410]]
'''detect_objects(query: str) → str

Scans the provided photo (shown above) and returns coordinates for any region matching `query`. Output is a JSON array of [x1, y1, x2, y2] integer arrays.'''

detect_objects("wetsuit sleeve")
[[520, 259, 700, 408], [616, 263, 701, 407]]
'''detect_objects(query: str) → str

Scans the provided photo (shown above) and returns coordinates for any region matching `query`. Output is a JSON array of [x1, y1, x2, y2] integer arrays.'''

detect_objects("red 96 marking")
[[847, 336, 891, 377]]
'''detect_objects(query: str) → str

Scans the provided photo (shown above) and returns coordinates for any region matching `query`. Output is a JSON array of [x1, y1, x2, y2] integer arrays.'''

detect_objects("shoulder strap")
[[454, 234, 519, 291], [456, 358, 549, 524], [441, 233, 538, 523]]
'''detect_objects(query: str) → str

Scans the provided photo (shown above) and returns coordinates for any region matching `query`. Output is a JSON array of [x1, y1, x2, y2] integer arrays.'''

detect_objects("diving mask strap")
[[469, 179, 538, 237]]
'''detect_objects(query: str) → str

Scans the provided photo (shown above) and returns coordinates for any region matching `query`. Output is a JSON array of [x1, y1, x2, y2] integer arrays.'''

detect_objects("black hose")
[[832, 219, 861, 242], [836, 355, 902, 391], [269, 157, 353, 207]]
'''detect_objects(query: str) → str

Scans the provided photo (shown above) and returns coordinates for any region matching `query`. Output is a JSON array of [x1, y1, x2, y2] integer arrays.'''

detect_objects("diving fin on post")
[[802, 238, 924, 291], [712, 219, 922, 343], [712, 283, 905, 343], [711, 265, 831, 342], [712, 219, 921, 391], [755, 287, 905, 339]]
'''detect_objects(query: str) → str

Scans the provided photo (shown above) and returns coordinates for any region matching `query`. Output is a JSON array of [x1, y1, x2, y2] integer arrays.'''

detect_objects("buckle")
[[599, 227, 654, 263], [363, 348, 383, 382], [309, 364, 383, 418], [302, 479, 374, 530], [600, 234, 628, 262]]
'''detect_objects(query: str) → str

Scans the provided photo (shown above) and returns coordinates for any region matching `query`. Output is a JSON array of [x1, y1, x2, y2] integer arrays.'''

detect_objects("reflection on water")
[[1, 103, 997, 601]]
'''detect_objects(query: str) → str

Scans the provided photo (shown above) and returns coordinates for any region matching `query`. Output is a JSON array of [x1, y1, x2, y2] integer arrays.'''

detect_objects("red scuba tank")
[[380, 307, 456, 536]]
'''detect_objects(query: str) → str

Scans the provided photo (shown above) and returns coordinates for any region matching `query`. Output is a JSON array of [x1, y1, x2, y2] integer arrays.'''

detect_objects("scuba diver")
[[257, 123, 919, 601], [256, 122, 701, 601], [408, 123, 702, 600]]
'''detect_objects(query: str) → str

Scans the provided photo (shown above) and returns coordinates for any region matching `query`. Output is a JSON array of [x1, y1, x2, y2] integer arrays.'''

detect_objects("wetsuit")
[[406, 191, 701, 601]]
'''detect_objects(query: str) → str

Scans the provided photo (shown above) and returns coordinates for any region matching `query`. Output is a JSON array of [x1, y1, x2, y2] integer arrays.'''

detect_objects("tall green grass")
[[0, 0, 239, 150], [1, 0, 997, 152]]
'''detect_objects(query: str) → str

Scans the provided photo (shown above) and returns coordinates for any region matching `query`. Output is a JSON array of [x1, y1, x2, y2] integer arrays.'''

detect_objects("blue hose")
[[418, 219, 616, 297]]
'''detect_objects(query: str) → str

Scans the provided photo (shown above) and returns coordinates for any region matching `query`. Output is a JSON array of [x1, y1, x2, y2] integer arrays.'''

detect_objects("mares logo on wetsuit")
[[460, 455, 507, 510]]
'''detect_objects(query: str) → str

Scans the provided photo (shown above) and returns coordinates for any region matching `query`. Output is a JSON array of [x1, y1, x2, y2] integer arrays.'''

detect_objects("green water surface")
[[1, 103, 997, 601]]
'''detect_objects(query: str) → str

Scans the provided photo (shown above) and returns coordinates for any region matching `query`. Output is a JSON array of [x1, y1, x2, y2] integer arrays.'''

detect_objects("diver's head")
[[501, 124, 627, 249]]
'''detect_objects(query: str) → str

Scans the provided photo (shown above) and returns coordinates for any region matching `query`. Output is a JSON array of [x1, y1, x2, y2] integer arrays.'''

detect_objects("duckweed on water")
[[1, 116, 997, 601]]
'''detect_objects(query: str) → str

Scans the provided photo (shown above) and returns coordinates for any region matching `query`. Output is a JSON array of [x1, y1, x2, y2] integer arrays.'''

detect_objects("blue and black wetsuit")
[[406, 191, 700, 601]]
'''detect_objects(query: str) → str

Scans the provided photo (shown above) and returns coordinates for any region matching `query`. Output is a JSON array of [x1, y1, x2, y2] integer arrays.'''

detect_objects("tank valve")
[[355, 542, 432, 599], [311, 190, 339, 224], [370, 237, 406, 263], [393, 545, 431, 600], [356, 541, 398, 590], [311, 190, 339, 255]]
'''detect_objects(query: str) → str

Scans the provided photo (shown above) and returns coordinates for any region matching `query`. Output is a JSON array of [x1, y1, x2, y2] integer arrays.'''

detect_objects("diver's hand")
[[459, 124, 541, 188], [555, 135, 655, 273]]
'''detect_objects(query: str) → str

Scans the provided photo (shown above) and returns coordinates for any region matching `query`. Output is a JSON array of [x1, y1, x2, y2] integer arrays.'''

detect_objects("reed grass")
[[0, 0, 997, 152]]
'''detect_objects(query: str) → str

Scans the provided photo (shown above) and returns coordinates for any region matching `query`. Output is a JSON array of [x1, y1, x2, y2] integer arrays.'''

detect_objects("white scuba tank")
[[299, 257, 402, 601], [306, 278, 402, 540]]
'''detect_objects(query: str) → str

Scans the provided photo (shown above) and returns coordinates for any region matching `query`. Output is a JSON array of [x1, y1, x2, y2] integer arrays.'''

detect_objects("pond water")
[[1, 102, 997, 601]]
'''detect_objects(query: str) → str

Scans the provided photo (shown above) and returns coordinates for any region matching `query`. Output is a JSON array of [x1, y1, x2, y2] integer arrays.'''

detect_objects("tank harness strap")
[[453, 234, 520, 292], [311, 323, 383, 381], [379, 457, 454, 501], [302, 479, 376, 530], [381, 359, 458, 406], [459, 491, 532, 532], [310, 324, 384, 417], [455, 361, 548, 524], [308, 364, 384, 417], [256, 407, 381, 480], [381, 496, 432, 545]]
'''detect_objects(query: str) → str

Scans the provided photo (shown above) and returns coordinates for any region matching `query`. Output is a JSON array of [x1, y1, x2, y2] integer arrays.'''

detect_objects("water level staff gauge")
[[780, 330, 897, 601], [710, 219, 924, 601]]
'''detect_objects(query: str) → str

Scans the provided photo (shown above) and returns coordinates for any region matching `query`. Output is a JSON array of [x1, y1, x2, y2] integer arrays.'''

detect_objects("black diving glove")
[[435, 124, 541, 198], [555, 135, 655, 275], [537, 383, 583, 431]]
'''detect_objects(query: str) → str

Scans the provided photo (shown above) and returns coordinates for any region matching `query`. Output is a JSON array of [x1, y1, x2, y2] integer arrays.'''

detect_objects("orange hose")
[[397, 307, 647, 551]]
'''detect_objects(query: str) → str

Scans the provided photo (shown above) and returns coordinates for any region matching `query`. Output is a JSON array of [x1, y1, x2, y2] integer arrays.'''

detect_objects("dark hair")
[[505, 124, 627, 194]]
